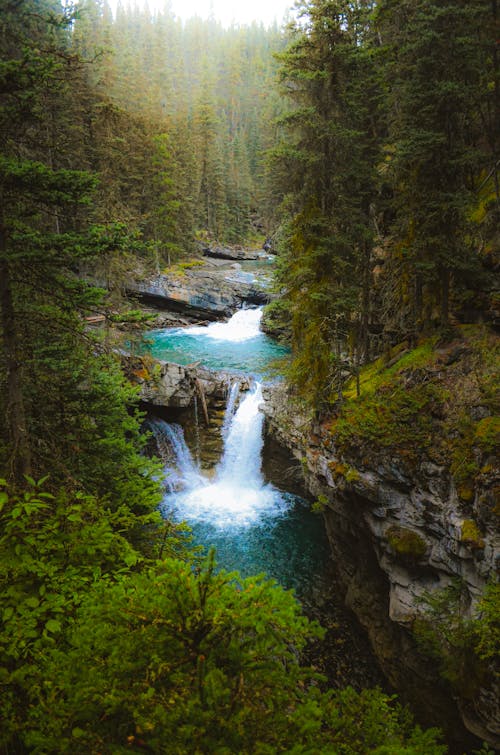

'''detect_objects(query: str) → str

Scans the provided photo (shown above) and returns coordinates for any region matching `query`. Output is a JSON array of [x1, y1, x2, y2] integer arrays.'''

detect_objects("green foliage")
[[270, 1, 382, 403], [261, 297, 292, 342], [0, 477, 191, 749], [0, 479, 134, 746], [270, 0, 498, 404], [13, 553, 444, 755], [474, 582, 500, 663], [413, 580, 498, 700]]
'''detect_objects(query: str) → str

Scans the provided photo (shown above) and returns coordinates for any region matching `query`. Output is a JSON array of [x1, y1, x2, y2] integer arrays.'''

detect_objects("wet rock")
[[123, 354, 250, 409]]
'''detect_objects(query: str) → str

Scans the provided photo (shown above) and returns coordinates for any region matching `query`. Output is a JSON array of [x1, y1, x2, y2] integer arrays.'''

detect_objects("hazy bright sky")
[[143, 0, 293, 27]]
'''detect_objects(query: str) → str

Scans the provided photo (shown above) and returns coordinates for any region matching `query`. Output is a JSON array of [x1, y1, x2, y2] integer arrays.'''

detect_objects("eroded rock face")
[[127, 266, 269, 319], [262, 382, 500, 750], [123, 355, 250, 409]]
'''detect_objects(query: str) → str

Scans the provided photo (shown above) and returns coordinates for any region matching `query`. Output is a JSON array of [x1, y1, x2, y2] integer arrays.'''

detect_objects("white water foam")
[[184, 307, 263, 343], [153, 382, 289, 529], [221, 380, 240, 441]]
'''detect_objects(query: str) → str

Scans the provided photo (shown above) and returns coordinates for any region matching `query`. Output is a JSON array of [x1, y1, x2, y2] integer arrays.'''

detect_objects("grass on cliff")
[[331, 339, 441, 457], [329, 327, 499, 494]]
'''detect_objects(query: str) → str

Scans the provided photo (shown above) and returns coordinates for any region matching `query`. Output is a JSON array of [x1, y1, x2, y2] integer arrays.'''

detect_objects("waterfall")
[[221, 380, 240, 440], [153, 382, 289, 528], [218, 382, 265, 485], [184, 307, 263, 342], [193, 394, 201, 467], [145, 417, 204, 493]]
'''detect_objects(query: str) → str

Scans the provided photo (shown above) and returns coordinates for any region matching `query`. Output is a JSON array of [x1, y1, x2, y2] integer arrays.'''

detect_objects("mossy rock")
[[386, 526, 427, 563], [460, 519, 485, 549], [474, 416, 500, 453]]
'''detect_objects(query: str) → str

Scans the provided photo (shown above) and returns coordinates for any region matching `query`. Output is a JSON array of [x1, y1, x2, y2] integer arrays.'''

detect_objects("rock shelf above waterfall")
[[124, 354, 251, 409], [126, 261, 271, 319]]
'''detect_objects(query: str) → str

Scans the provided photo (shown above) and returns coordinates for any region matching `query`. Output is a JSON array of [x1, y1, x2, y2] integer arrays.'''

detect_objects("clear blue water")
[[141, 307, 289, 378], [185, 495, 331, 598], [146, 310, 328, 598]]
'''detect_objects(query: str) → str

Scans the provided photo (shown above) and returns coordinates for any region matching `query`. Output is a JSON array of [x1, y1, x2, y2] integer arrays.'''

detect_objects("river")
[[144, 308, 330, 598]]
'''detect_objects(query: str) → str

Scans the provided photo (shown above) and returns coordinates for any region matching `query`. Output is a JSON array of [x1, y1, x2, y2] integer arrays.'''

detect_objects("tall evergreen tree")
[[0, 0, 160, 529], [377, 0, 488, 330], [271, 0, 382, 405]]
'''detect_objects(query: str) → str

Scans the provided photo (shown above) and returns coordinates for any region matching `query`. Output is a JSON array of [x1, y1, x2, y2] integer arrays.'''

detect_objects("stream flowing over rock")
[[262, 382, 499, 751]]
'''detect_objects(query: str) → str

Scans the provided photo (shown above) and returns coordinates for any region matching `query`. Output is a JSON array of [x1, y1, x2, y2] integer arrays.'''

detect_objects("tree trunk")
[[440, 266, 450, 327], [412, 272, 423, 345], [0, 240, 32, 481], [492, 0, 500, 203], [360, 239, 371, 362]]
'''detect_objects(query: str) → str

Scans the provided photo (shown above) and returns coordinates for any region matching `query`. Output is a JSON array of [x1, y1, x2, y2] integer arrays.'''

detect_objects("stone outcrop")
[[201, 243, 260, 261], [262, 381, 499, 750], [123, 354, 250, 409], [127, 265, 269, 319]]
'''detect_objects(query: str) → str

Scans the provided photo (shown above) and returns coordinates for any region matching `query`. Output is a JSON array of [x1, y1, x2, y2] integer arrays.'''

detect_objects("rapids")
[[142, 306, 289, 376]]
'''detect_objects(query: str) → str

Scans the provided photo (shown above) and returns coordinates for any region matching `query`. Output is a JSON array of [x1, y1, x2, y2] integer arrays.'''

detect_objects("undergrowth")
[[329, 327, 499, 491]]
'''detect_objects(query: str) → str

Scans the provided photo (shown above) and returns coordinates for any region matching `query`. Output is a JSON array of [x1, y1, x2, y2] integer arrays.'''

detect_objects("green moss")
[[162, 258, 205, 277], [177, 259, 205, 270], [457, 482, 475, 503], [329, 335, 445, 458], [461, 519, 485, 549], [332, 329, 499, 491], [345, 466, 360, 483], [474, 417, 500, 452], [450, 417, 480, 496], [387, 526, 427, 561], [343, 338, 438, 400], [334, 383, 437, 455], [311, 494, 328, 514]]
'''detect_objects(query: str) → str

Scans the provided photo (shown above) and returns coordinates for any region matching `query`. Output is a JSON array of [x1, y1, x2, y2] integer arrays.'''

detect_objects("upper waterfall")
[[186, 307, 263, 342]]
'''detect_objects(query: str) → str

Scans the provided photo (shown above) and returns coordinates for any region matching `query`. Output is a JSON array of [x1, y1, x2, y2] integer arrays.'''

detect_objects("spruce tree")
[[271, 0, 382, 405], [377, 0, 487, 330]]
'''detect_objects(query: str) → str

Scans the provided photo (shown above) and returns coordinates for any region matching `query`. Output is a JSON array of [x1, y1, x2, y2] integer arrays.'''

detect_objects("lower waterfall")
[[146, 383, 330, 594], [150, 383, 289, 529]]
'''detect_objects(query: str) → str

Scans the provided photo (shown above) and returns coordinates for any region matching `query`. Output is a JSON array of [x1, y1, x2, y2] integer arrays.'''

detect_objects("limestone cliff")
[[263, 328, 499, 750]]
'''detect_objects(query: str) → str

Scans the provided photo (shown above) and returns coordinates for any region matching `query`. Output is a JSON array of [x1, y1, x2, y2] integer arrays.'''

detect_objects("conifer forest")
[[0, 1, 499, 753]]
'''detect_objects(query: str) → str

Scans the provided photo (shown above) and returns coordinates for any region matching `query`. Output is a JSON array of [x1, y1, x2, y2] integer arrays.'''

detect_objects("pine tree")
[[0, 0, 161, 529], [271, 0, 382, 405], [377, 0, 487, 330]]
